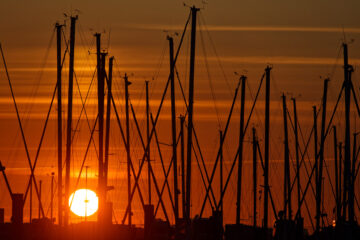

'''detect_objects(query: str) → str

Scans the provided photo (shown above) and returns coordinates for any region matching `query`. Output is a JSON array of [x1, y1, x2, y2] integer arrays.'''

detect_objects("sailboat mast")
[[236, 75, 246, 224], [55, 22, 63, 226], [282, 94, 291, 219], [51, 172, 54, 221], [252, 128, 257, 228], [185, 6, 199, 221], [168, 36, 179, 224], [343, 43, 351, 221], [64, 16, 77, 226], [38, 180, 42, 219], [333, 126, 340, 222], [220, 130, 223, 221], [95, 33, 106, 222], [104, 56, 114, 189], [317, 78, 328, 229], [313, 105, 319, 231], [350, 132, 357, 222], [146, 81, 151, 205], [292, 98, 301, 218], [263, 66, 271, 229], [339, 141, 343, 216], [30, 177, 32, 222], [125, 73, 132, 226], [180, 115, 186, 219]]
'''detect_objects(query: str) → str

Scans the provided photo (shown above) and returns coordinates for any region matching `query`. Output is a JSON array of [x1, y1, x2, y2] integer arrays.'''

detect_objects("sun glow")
[[69, 189, 98, 217]]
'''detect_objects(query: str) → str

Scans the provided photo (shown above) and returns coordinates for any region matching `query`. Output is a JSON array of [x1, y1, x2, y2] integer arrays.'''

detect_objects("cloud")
[[206, 56, 360, 65], [126, 23, 360, 34]]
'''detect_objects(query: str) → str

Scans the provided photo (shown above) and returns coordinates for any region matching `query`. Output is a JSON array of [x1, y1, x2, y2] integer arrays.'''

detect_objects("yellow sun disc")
[[69, 189, 98, 217]]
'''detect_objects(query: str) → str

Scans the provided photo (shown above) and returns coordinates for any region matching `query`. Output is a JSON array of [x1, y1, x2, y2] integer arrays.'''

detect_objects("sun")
[[69, 189, 98, 217]]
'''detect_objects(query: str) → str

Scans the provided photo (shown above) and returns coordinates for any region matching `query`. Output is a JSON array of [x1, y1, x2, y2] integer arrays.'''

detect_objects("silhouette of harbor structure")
[[0, 6, 359, 240]]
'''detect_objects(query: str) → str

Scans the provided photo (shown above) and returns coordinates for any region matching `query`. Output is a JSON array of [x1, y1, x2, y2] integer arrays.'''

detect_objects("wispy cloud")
[[207, 56, 360, 65], [126, 23, 360, 34]]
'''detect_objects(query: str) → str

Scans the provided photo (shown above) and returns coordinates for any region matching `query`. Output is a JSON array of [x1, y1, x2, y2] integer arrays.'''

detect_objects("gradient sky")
[[1, 0, 360, 231]]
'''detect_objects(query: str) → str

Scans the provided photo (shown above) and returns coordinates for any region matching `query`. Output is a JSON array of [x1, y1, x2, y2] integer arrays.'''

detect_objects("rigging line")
[[192, 124, 217, 207], [130, 103, 173, 211], [151, 116, 177, 216], [198, 17, 222, 129], [135, 81, 145, 111], [0, 44, 45, 217], [174, 64, 218, 206], [182, 117, 217, 206], [323, 83, 344, 140], [151, 10, 191, 98], [292, 82, 343, 204], [121, 12, 191, 223], [151, 38, 167, 97], [71, 68, 97, 142], [78, 23, 94, 55], [299, 180, 316, 231], [294, 143, 325, 219], [131, 107, 171, 222], [199, 12, 231, 92], [244, 73, 265, 134], [109, 78, 149, 223], [149, 160, 170, 223], [193, 140, 215, 211], [71, 70, 100, 162], [69, 115, 98, 209], [200, 80, 241, 217], [286, 109, 329, 202], [350, 81, 360, 117], [151, 123, 183, 217], [121, 75, 168, 224], [78, 25, 97, 73], [62, 24, 99, 155], [24, 28, 56, 125], [329, 41, 343, 80], [256, 142, 278, 221], [24, 84, 57, 202], [285, 109, 317, 229], [45, 180, 58, 217]]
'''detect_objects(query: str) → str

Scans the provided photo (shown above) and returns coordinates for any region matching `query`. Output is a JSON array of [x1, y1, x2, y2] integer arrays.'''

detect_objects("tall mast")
[[282, 94, 291, 219], [168, 36, 179, 224], [51, 172, 54, 221], [313, 106, 319, 231], [350, 132, 357, 222], [125, 73, 132, 226], [333, 126, 340, 222], [348, 64, 355, 223], [317, 78, 328, 229], [236, 75, 246, 224], [30, 177, 32, 223], [64, 16, 77, 226], [263, 66, 271, 229], [145, 81, 151, 205], [339, 141, 342, 216], [220, 130, 223, 222], [292, 98, 301, 218], [55, 22, 63, 226], [343, 43, 351, 221], [38, 180, 42, 219], [252, 128, 257, 228], [104, 56, 113, 190], [185, 6, 199, 221], [180, 115, 186, 219], [95, 33, 106, 222]]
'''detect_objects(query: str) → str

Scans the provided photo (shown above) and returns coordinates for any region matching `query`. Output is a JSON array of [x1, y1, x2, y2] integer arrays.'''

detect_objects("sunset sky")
[[0, 0, 360, 231]]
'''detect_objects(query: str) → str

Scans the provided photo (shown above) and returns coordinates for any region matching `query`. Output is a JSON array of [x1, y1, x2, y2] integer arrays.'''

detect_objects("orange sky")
[[0, 0, 360, 231]]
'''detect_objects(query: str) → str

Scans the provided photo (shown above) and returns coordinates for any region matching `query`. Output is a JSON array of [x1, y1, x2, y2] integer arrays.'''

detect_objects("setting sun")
[[69, 189, 99, 217]]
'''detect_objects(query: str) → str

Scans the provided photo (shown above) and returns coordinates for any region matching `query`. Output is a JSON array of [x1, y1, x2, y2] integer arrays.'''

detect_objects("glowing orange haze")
[[0, 0, 360, 230]]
